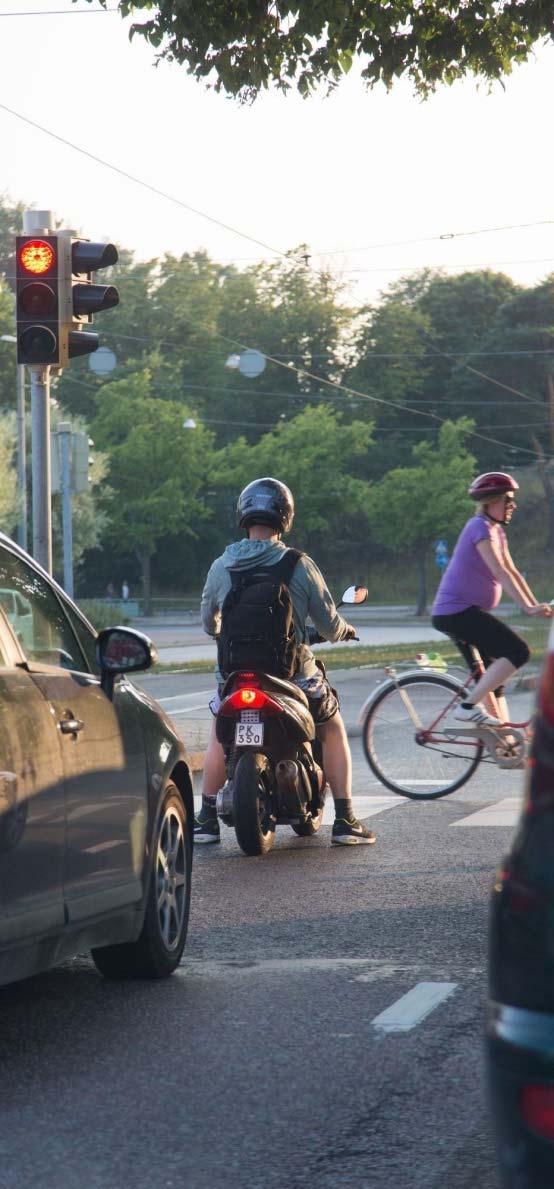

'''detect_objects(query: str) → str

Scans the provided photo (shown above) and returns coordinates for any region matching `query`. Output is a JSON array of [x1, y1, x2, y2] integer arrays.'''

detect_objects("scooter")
[[214, 585, 368, 855]]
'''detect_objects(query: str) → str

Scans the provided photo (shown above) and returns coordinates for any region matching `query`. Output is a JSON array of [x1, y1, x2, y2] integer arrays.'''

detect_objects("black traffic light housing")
[[64, 239, 119, 361], [16, 235, 61, 366], [16, 232, 119, 370]]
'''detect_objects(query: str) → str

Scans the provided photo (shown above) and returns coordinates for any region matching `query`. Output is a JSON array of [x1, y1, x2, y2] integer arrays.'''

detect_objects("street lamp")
[[0, 335, 27, 551]]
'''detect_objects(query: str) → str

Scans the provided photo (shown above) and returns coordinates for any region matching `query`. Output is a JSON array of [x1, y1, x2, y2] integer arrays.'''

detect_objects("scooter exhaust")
[[275, 760, 300, 796]]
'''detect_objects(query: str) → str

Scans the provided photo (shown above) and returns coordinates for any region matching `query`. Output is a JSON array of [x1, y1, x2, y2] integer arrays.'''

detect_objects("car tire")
[[91, 782, 191, 980]]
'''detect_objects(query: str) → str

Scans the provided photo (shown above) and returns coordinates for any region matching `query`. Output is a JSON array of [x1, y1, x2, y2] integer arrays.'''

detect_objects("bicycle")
[[360, 644, 533, 800]]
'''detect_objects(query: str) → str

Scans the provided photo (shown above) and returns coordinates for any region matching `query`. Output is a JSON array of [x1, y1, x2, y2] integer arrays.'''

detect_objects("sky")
[[1, 1, 554, 309]]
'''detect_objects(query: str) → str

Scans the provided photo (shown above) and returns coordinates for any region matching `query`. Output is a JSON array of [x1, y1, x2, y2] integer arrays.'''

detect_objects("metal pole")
[[16, 365, 27, 552], [58, 422, 73, 598], [30, 365, 52, 573]]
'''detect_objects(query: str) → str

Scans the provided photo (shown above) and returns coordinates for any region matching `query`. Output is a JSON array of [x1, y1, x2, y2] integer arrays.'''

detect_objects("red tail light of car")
[[521, 1085, 554, 1140], [219, 688, 281, 715]]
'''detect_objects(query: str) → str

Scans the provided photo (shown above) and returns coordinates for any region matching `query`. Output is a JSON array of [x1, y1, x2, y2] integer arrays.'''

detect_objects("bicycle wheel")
[[362, 673, 483, 799]]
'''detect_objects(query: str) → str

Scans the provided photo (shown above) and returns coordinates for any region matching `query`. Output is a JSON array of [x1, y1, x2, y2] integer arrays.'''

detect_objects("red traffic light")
[[18, 239, 56, 276]]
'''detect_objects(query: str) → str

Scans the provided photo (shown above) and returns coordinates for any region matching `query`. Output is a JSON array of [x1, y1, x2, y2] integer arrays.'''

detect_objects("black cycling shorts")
[[432, 606, 530, 694]]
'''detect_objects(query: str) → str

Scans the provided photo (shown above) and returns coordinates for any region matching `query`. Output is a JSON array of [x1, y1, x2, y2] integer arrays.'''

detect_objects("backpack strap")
[[271, 547, 303, 585], [228, 548, 303, 591]]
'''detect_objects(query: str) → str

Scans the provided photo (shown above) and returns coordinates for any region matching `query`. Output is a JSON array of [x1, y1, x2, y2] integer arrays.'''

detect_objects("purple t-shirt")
[[432, 515, 506, 615]]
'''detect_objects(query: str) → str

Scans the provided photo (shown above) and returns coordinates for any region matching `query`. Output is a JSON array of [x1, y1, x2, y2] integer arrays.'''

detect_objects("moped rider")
[[196, 477, 376, 846], [432, 471, 552, 727]]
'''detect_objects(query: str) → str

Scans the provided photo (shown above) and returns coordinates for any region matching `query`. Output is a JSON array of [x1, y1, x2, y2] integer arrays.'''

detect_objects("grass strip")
[[150, 620, 550, 676]]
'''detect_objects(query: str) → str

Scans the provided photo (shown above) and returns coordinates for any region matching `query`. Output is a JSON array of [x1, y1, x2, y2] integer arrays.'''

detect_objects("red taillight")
[[219, 687, 281, 715], [539, 652, 554, 727], [521, 1085, 554, 1140]]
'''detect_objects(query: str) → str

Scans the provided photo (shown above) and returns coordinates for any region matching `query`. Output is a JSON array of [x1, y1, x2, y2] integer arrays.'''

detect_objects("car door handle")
[[59, 717, 84, 735]]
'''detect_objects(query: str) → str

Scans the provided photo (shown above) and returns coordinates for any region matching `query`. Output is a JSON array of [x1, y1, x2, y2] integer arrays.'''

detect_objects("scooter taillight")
[[219, 687, 281, 715]]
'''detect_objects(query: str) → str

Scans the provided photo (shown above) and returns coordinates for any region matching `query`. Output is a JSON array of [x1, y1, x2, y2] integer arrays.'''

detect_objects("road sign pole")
[[30, 365, 52, 573], [58, 422, 73, 598], [16, 364, 27, 551]]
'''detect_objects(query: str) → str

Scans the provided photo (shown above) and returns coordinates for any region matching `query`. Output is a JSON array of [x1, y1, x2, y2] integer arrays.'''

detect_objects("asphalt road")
[[0, 668, 534, 1189]]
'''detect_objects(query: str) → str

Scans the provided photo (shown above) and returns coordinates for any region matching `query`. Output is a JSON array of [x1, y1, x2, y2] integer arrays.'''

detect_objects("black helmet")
[[237, 477, 294, 534]]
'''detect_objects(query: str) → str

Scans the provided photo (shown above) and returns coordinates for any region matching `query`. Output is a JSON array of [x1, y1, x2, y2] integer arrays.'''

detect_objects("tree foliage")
[[85, 1, 554, 101], [366, 418, 476, 610]]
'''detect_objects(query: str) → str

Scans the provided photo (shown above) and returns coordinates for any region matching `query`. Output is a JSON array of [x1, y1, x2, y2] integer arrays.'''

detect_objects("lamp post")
[[0, 335, 27, 551]]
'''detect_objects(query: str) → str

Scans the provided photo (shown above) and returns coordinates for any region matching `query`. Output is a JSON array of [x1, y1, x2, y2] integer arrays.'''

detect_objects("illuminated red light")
[[219, 687, 281, 715], [521, 1085, 554, 1140], [19, 239, 56, 276]]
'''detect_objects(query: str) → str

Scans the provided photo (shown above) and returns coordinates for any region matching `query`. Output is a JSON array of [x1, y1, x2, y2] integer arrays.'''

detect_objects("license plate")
[[235, 722, 264, 746]]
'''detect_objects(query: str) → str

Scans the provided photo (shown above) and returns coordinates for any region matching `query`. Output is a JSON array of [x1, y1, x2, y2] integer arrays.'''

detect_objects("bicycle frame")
[[380, 662, 532, 761]]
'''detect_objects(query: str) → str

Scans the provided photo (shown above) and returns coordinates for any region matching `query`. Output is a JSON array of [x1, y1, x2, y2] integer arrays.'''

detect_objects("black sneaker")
[[331, 817, 376, 846], [193, 803, 220, 844]]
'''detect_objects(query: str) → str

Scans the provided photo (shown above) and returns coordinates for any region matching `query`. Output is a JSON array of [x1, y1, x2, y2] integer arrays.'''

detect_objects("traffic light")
[[16, 235, 61, 366], [16, 233, 119, 369], [63, 239, 119, 361]]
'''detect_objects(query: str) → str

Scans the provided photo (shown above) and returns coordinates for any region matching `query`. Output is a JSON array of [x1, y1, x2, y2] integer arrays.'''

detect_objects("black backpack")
[[217, 549, 303, 680]]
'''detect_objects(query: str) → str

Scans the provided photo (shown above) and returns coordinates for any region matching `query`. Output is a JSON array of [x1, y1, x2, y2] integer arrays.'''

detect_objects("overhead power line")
[[0, 101, 289, 262], [0, 6, 117, 14], [316, 220, 554, 257]]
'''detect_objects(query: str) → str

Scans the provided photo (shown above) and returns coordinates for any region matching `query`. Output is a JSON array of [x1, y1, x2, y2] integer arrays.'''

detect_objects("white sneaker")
[[453, 703, 503, 728]]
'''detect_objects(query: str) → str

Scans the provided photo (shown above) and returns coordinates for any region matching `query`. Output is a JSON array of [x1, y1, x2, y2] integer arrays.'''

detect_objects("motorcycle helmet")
[[468, 472, 519, 500], [237, 477, 295, 534]]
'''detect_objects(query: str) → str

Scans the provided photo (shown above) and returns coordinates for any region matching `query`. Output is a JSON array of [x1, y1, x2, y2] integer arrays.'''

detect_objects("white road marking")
[[83, 839, 123, 854], [452, 796, 523, 828], [159, 690, 213, 705], [169, 703, 211, 715], [371, 981, 458, 1034], [193, 793, 402, 822]]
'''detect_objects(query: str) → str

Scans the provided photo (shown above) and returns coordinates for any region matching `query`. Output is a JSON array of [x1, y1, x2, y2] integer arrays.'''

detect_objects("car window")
[[0, 547, 88, 672], [62, 603, 99, 674]]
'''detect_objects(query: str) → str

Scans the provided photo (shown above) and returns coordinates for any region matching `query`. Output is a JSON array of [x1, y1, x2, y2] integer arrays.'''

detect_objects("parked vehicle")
[[0, 532, 194, 987], [215, 584, 367, 856], [487, 621, 554, 1187]]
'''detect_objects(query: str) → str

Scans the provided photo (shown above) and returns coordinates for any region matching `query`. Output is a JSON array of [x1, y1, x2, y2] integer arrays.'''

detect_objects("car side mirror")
[[97, 627, 157, 698], [340, 585, 368, 605]]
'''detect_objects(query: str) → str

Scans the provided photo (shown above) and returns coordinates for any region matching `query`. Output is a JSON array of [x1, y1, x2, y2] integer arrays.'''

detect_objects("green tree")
[[448, 276, 554, 542], [366, 418, 476, 614], [86, 1, 554, 101], [49, 410, 111, 583], [0, 412, 19, 539], [91, 370, 214, 609], [211, 405, 375, 581]]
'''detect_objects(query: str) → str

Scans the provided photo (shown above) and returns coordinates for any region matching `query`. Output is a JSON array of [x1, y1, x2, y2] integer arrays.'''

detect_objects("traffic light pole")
[[30, 365, 52, 574], [58, 422, 73, 598], [16, 365, 27, 552]]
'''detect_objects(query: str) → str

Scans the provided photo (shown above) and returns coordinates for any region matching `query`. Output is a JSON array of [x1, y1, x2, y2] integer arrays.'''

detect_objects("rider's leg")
[[316, 711, 376, 845], [202, 718, 226, 797], [317, 712, 352, 802], [194, 717, 226, 843], [468, 657, 517, 709]]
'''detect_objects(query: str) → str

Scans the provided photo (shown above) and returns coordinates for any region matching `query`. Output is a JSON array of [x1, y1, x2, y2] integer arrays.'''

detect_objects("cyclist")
[[196, 477, 376, 846], [432, 471, 552, 728]]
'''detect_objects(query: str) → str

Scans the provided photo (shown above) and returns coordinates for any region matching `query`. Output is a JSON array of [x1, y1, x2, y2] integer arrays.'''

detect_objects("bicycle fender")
[[357, 667, 468, 726]]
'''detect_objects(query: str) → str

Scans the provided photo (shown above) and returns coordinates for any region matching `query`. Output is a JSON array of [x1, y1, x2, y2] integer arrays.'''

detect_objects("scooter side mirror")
[[341, 585, 368, 605]]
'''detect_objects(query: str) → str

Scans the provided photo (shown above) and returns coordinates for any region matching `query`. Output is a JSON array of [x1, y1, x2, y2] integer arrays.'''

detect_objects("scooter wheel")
[[233, 751, 275, 856]]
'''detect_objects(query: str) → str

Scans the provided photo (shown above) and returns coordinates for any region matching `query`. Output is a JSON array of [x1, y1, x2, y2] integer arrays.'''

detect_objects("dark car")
[[487, 633, 554, 1187], [0, 532, 194, 987]]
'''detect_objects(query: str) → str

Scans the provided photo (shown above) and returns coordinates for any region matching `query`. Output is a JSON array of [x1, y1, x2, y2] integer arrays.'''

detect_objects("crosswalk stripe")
[[451, 796, 523, 828]]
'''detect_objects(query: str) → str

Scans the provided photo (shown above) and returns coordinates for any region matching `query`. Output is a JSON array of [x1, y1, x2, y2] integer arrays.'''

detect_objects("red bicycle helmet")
[[468, 472, 519, 500]]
